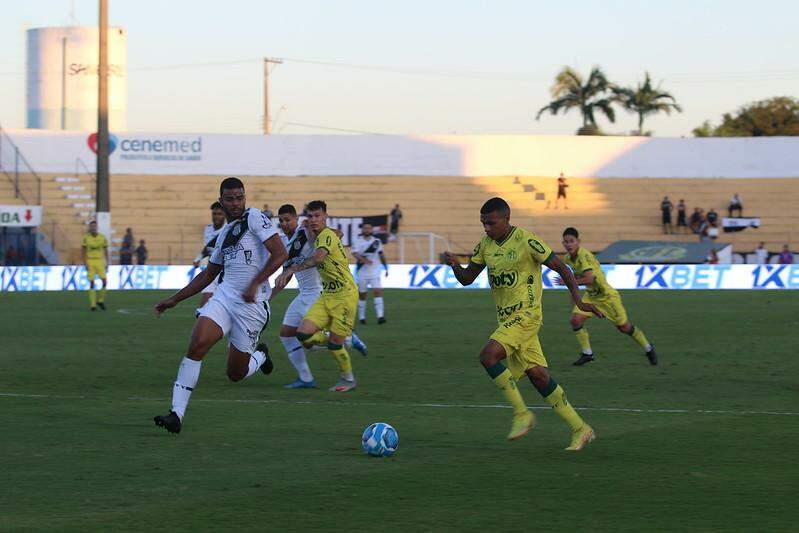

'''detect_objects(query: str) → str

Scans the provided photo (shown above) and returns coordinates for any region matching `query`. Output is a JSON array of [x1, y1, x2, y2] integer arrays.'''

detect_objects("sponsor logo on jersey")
[[497, 301, 523, 319], [502, 314, 524, 329], [244, 250, 253, 264], [488, 270, 518, 288], [322, 279, 345, 292], [528, 239, 546, 254], [222, 243, 244, 261]]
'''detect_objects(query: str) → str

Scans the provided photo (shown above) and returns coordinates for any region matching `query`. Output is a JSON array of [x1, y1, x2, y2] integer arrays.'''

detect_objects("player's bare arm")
[[274, 247, 329, 290], [444, 251, 485, 286], [380, 251, 389, 276], [557, 269, 595, 286], [243, 233, 288, 303], [546, 255, 603, 318], [155, 263, 222, 316]]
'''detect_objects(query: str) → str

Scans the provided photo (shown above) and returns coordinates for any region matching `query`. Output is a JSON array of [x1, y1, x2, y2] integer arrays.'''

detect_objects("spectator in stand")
[[554, 172, 569, 209], [676, 199, 687, 233], [262, 204, 274, 218], [660, 196, 674, 234], [728, 193, 743, 217], [135, 240, 148, 265], [705, 208, 719, 240], [4, 245, 19, 266], [389, 204, 403, 241], [689, 207, 704, 234], [755, 242, 769, 264], [120, 228, 134, 265], [778, 245, 794, 264], [706, 249, 719, 264]]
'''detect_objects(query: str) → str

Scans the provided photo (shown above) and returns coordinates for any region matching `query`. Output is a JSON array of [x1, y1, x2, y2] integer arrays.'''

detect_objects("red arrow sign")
[[24, 209, 32, 222]]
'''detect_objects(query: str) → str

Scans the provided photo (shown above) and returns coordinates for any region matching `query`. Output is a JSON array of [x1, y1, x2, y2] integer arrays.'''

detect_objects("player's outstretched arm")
[[274, 246, 328, 290], [546, 255, 603, 318], [243, 234, 288, 303], [444, 251, 485, 286], [155, 263, 222, 316]]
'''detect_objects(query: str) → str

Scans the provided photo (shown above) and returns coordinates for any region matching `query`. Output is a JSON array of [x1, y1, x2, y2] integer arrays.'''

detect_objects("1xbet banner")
[[1, 264, 799, 292]]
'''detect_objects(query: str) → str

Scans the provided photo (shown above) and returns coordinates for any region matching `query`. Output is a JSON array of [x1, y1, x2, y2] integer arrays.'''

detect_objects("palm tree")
[[614, 73, 682, 135], [536, 67, 616, 133]]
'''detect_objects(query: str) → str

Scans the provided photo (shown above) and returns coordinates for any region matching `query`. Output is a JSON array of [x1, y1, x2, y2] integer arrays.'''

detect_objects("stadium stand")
[[2, 173, 797, 264]]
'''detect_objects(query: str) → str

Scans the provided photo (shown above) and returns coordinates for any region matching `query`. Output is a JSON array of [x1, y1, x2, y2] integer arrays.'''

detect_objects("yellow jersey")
[[314, 227, 357, 296], [82, 232, 108, 262], [470, 226, 554, 324], [562, 247, 618, 300]]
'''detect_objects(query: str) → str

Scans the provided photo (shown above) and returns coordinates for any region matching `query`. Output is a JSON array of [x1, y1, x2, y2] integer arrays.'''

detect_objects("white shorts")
[[357, 274, 382, 292], [282, 291, 320, 328], [201, 273, 220, 295], [199, 288, 270, 353]]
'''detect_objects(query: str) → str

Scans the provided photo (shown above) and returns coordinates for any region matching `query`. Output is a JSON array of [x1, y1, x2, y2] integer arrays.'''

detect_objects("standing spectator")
[[135, 240, 148, 265], [755, 242, 769, 264], [120, 228, 134, 265], [728, 193, 743, 217], [262, 204, 274, 218], [660, 196, 674, 234], [676, 199, 687, 233], [689, 207, 704, 234], [706, 208, 719, 240], [4, 245, 19, 266], [389, 204, 403, 241], [778, 245, 794, 264], [554, 172, 569, 209]]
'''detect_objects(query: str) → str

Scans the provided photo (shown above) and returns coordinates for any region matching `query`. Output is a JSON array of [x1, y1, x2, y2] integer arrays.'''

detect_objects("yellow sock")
[[541, 380, 584, 432], [329, 345, 353, 377], [98, 287, 106, 304], [88, 289, 97, 308], [628, 326, 652, 351], [574, 327, 591, 353], [486, 363, 527, 415]]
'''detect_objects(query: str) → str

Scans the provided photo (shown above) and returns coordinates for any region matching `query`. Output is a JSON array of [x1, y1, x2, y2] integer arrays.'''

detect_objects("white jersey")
[[352, 234, 384, 278], [281, 227, 323, 295], [196, 223, 227, 262], [209, 208, 280, 303]]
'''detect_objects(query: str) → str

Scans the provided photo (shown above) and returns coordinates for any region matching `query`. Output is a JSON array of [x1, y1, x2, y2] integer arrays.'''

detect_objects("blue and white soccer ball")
[[361, 422, 399, 457]]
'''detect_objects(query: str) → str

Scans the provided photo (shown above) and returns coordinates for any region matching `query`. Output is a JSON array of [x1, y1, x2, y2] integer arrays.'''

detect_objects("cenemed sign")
[[0, 205, 42, 227]]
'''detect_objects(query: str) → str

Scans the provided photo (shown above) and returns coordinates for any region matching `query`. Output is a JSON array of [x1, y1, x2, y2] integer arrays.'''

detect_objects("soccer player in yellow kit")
[[274, 200, 359, 392], [560, 227, 657, 366], [82, 220, 109, 311], [445, 198, 602, 451]]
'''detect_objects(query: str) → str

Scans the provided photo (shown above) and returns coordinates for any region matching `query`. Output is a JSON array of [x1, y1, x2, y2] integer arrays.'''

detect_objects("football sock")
[[537, 378, 584, 432], [485, 363, 527, 415], [374, 297, 385, 318], [98, 287, 106, 304], [627, 325, 652, 351], [172, 357, 202, 420], [281, 335, 313, 382], [358, 300, 366, 320], [88, 289, 97, 308], [244, 349, 267, 379], [328, 343, 354, 380], [574, 326, 592, 354]]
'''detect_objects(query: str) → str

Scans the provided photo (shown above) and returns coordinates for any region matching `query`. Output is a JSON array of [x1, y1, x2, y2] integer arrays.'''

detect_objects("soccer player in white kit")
[[351, 223, 388, 324], [273, 204, 367, 389], [193, 201, 227, 314], [153, 177, 288, 434]]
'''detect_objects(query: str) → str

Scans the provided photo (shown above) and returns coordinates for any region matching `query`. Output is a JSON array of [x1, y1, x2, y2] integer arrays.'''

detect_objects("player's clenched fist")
[[443, 251, 459, 267], [154, 297, 177, 317], [576, 301, 604, 319]]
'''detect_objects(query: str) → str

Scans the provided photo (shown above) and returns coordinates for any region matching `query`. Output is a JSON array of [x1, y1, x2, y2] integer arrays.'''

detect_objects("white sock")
[[244, 349, 266, 379], [374, 297, 384, 318], [645, 343, 653, 351], [582, 348, 593, 355], [281, 335, 313, 382], [358, 300, 366, 320], [341, 371, 354, 381], [172, 357, 202, 421]]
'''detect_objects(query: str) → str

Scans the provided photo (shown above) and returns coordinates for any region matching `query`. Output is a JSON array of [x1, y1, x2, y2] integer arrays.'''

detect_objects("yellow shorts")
[[86, 259, 107, 280], [572, 294, 628, 326], [304, 291, 358, 338], [490, 310, 547, 379]]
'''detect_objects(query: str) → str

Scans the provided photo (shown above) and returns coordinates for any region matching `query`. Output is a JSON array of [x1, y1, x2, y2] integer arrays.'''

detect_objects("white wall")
[[4, 129, 799, 178]]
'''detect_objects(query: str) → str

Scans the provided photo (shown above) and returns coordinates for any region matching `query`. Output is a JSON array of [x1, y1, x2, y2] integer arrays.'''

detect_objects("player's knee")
[[619, 323, 634, 335], [526, 366, 550, 389], [570, 316, 583, 329], [478, 351, 500, 368]]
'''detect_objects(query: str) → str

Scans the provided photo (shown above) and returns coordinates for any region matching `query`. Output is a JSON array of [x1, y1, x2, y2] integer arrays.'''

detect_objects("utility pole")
[[96, 0, 111, 235], [263, 57, 282, 134]]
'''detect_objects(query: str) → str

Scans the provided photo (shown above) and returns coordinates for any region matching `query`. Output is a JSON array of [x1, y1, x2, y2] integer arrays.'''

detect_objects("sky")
[[0, 0, 797, 137]]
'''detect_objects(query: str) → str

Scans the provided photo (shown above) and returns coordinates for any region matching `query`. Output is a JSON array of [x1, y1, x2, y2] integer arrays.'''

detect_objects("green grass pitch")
[[1, 289, 797, 531]]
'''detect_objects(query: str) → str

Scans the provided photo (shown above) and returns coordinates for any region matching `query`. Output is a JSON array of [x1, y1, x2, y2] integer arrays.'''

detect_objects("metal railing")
[[398, 232, 450, 264]]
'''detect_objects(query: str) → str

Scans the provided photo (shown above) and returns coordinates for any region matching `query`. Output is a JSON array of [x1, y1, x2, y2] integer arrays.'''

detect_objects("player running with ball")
[[445, 197, 602, 451], [152, 177, 287, 434]]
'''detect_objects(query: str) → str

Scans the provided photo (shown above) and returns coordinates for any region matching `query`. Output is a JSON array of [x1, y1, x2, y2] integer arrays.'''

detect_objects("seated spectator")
[[778, 245, 794, 264], [135, 240, 148, 265], [728, 193, 743, 217], [706, 208, 719, 226], [676, 199, 687, 233], [755, 242, 768, 264], [689, 207, 703, 234]]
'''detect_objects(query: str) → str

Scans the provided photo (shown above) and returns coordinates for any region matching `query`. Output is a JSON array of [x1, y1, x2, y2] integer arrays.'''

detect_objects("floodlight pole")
[[263, 57, 283, 135], [96, 0, 110, 213]]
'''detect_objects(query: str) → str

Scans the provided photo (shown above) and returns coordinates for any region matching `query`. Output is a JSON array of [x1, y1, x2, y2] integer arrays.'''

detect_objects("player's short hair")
[[278, 204, 297, 216], [219, 177, 244, 196], [480, 197, 510, 216], [306, 200, 327, 212], [563, 227, 580, 239], [210, 201, 223, 210]]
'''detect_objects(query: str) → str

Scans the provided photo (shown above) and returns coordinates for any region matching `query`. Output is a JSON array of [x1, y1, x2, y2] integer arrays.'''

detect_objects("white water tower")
[[26, 26, 127, 131]]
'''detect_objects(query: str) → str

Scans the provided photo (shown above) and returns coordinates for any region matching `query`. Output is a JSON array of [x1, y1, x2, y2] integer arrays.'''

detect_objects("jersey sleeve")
[[101, 235, 109, 248], [315, 228, 337, 253], [249, 209, 279, 243], [470, 239, 485, 265], [525, 234, 554, 265], [209, 229, 225, 265]]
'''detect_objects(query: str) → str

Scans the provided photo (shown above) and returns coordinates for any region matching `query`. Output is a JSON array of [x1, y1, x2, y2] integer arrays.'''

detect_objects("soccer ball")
[[361, 422, 399, 457]]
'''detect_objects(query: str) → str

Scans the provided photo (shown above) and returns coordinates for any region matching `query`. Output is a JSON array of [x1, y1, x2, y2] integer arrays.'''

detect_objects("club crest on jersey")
[[294, 241, 302, 250], [244, 250, 253, 264], [233, 225, 242, 236], [506, 250, 516, 260]]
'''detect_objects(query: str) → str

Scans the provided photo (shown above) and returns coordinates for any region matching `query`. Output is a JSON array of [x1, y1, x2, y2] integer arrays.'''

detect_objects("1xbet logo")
[[87, 132, 119, 155]]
